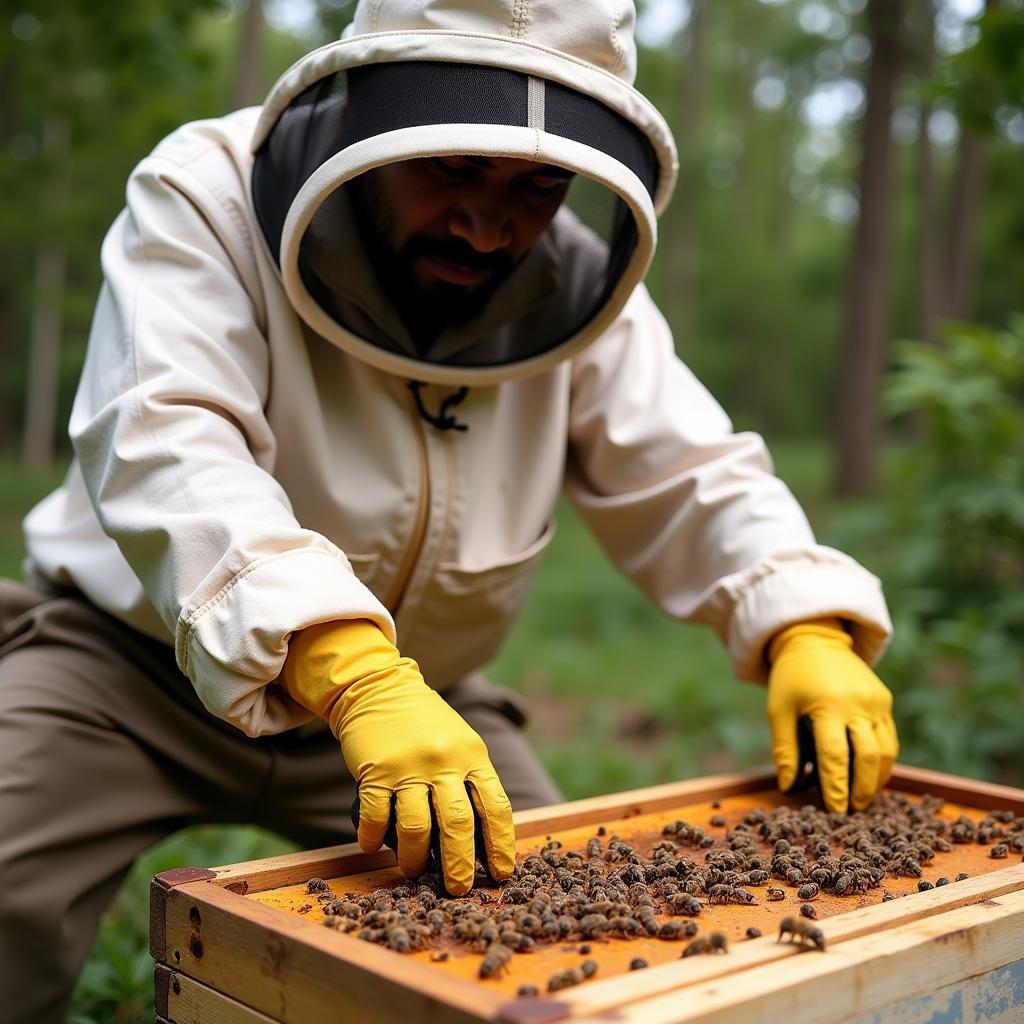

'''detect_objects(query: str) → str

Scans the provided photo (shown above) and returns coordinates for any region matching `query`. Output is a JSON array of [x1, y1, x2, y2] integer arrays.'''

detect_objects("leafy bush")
[[827, 316, 1024, 783]]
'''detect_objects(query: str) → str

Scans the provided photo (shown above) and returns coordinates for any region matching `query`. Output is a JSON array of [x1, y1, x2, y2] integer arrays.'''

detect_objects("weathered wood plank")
[[563, 887, 1024, 1023], [158, 878, 519, 1024], [156, 964, 279, 1024]]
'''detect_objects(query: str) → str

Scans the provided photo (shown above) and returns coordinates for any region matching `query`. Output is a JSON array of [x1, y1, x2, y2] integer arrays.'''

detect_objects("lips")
[[423, 255, 493, 287]]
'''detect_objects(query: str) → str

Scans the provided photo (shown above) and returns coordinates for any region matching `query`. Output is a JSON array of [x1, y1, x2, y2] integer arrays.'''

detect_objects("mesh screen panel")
[[252, 61, 657, 372]]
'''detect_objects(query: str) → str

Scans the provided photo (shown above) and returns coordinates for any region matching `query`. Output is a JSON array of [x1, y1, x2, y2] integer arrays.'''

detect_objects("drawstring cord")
[[408, 381, 470, 433]]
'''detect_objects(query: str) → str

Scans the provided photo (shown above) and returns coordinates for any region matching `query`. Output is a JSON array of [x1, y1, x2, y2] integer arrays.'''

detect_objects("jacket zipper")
[[384, 388, 431, 612]]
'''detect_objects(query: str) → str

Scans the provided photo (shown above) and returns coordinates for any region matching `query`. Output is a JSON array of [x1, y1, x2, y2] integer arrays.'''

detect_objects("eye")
[[426, 157, 474, 181], [519, 174, 571, 199]]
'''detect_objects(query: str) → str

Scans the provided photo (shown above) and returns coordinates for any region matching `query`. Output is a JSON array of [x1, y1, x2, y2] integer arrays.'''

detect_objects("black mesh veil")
[[252, 61, 660, 375]]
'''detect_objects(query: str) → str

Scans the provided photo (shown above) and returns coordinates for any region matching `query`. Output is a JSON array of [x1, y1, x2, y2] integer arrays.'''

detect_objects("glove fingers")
[[356, 785, 393, 853], [466, 771, 516, 883], [768, 702, 800, 793], [811, 716, 851, 813], [847, 718, 882, 811], [432, 780, 477, 896], [394, 786, 433, 879], [876, 716, 900, 787]]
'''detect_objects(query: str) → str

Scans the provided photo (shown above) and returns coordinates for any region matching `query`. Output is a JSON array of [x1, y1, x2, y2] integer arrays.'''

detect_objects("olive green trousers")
[[0, 578, 560, 1024]]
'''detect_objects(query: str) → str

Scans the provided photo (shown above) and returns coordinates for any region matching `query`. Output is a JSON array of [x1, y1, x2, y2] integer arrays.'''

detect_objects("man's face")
[[349, 156, 573, 334]]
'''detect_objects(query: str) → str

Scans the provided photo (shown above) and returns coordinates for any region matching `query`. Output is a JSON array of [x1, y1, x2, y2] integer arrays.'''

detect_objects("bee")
[[630, 958, 648, 970], [799, 903, 817, 919], [498, 929, 535, 952], [305, 878, 329, 894], [991, 844, 1009, 859], [778, 915, 826, 951], [710, 815, 727, 827], [745, 927, 761, 939], [786, 868, 806, 886], [636, 906, 660, 935], [657, 921, 695, 940], [547, 966, 586, 991], [384, 926, 413, 952], [517, 984, 539, 997], [955, 872, 971, 881], [608, 916, 644, 937], [681, 932, 728, 957], [882, 891, 896, 902], [453, 919, 483, 942], [744, 870, 770, 886], [766, 887, 787, 902], [578, 913, 610, 938], [667, 892, 703, 916], [479, 944, 513, 979], [430, 950, 450, 962], [500, 886, 530, 905], [917, 880, 934, 892], [833, 871, 855, 896], [797, 883, 820, 901], [707, 884, 756, 905]]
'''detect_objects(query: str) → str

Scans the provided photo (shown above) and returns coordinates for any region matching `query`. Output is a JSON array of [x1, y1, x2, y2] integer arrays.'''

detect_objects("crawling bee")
[[778, 915, 826, 951], [305, 878, 329, 894], [797, 883, 820, 901], [681, 932, 728, 957], [991, 843, 1009, 859], [667, 892, 703, 916], [547, 960, 598, 991], [384, 926, 414, 952], [766, 887, 786, 902], [657, 921, 695, 940], [799, 903, 817, 920], [707, 883, 756, 905], [479, 943, 513, 979], [498, 929, 535, 952], [578, 913, 610, 938], [608, 915, 644, 937]]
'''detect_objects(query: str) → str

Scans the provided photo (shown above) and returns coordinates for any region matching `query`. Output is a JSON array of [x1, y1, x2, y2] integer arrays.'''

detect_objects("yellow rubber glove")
[[767, 617, 899, 813], [280, 619, 516, 895]]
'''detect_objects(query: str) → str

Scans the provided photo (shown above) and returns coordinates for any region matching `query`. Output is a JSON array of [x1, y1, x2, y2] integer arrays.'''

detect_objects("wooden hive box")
[[150, 765, 1024, 1024]]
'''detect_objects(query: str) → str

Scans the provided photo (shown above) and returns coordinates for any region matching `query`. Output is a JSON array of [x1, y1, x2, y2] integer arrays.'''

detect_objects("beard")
[[347, 174, 517, 353]]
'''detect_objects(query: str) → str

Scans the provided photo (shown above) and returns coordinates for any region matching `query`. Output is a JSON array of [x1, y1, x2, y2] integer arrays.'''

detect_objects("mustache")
[[401, 235, 515, 276]]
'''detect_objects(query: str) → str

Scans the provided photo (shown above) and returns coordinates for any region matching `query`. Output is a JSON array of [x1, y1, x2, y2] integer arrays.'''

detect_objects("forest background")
[[1, 0, 1022, 1019]]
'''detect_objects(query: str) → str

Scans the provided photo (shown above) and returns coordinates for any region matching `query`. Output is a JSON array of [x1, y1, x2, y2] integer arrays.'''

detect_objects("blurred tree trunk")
[[0, 56, 13, 449], [231, 0, 266, 109], [915, 0, 942, 346], [942, 0, 996, 322], [22, 116, 70, 473], [944, 134, 986, 321], [664, 0, 705, 348], [834, 0, 903, 496]]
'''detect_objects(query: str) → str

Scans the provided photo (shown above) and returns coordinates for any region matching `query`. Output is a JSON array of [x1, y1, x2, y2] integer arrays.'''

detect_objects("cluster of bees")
[[308, 792, 1023, 994]]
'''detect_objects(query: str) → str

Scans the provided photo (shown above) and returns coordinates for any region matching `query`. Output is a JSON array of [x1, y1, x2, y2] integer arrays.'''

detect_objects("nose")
[[448, 189, 512, 253]]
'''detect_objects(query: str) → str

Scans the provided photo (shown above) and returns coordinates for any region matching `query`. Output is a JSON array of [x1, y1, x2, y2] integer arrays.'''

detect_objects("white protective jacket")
[[23, 0, 892, 737]]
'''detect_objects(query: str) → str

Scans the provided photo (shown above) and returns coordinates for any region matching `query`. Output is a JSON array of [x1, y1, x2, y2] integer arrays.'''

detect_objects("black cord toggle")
[[408, 380, 470, 432]]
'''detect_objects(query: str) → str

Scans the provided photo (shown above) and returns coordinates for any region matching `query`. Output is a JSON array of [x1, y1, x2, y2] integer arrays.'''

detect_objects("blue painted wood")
[[845, 959, 1024, 1024]]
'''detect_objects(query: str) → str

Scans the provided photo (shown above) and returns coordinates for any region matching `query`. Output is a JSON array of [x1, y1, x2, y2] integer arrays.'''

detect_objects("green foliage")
[[940, 4, 1024, 135], [826, 316, 1024, 783]]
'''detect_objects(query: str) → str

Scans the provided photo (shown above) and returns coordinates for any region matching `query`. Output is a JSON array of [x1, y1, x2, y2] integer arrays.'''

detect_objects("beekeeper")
[[0, 2, 898, 1019]]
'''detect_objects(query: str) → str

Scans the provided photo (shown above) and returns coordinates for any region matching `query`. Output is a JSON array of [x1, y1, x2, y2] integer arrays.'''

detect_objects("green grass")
[[0, 439, 841, 1022]]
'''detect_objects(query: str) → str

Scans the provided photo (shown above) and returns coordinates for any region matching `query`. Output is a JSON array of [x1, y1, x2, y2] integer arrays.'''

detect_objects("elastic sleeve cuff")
[[175, 547, 395, 736], [726, 550, 892, 683]]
